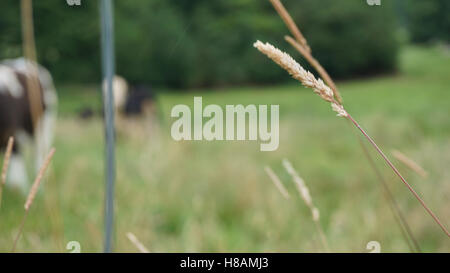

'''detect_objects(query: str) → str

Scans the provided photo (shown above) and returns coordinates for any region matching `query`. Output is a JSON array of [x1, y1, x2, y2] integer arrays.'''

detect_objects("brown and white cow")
[[0, 58, 57, 192]]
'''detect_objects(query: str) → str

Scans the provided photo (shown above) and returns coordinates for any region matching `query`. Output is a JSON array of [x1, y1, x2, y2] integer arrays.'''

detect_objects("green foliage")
[[286, 0, 399, 78], [0, 0, 101, 83], [401, 0, 450, 43], [0, 0, 400, 88]]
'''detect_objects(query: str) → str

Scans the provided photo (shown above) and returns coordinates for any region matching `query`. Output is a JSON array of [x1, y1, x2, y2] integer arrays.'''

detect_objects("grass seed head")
[[253, 40, 347, 117]]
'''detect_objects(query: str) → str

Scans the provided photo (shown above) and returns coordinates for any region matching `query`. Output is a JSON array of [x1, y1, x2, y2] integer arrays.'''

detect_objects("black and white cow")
[[110, 75, 155, 117], [0, 58, 57, 192], [79, 75, 155, 121]]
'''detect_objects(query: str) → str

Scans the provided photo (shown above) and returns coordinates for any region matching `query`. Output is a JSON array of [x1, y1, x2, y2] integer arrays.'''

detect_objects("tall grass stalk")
[[20, 0, 43, 130], [254, 40, 449, 238], [126, 232, 150, 253], [346, 114, 449, 237], [11, 148, 55, 252], [269, 0, 342, 103], [284, 36, 342, 103], [0, 137, 14, 208], [282, 159, 330, 252], [264, 166, 290, 199], [356, 134, 421, 252], [268, 0, 311, 54], [268, 0, 425, 248]]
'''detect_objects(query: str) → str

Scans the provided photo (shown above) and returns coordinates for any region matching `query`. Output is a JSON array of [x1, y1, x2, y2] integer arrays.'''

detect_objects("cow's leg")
[[8, 151, 29, 193]]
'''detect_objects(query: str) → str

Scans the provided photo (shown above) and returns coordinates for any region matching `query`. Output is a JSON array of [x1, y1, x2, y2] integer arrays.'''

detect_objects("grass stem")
[[267, 0, 424, 246], [11, 148, 55, 252], [346, 113, 449, 237], [352, 125, 421, 252], [0, 137, 14, 208], [11, 210, 29, 252]]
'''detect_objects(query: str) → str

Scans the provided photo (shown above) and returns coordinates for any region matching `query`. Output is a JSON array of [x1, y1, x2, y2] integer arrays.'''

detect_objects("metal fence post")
[[100, 0, 116, 253]]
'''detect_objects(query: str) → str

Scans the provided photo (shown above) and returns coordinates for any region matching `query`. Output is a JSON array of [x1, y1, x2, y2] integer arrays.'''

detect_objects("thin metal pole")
[[100, 0, 116, 253]]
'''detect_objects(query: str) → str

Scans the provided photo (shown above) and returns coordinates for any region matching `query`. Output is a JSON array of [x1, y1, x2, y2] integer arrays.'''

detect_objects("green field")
[[1, 46, 449, 252]]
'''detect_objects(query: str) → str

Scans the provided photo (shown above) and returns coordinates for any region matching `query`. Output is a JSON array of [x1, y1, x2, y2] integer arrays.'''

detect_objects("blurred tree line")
[[0, 0, 446, 89], [399, 0, 449, 43]]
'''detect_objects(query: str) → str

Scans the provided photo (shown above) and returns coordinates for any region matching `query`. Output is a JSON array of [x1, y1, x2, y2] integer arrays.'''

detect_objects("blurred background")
[[0, 0, 449, 252]]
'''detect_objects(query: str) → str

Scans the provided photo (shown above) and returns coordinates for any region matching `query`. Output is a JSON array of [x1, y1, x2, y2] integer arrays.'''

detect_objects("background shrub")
[[0, 0, 404, 88]]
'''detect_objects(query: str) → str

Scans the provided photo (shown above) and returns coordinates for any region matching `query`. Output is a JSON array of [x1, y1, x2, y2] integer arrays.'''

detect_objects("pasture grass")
[[0, 45, 449, 252]]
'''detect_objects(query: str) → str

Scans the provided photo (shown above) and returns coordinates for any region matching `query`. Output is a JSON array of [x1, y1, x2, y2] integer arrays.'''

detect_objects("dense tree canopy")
[[2, 0, 436, 89], [402, 0, 449, 43]]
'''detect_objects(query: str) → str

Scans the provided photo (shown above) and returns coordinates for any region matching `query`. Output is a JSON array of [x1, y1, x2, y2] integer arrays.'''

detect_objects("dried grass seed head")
[[253, 40, 347, 117]]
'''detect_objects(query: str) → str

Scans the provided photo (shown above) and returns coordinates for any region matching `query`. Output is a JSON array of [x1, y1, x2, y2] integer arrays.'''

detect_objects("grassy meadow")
[[0, 46, 449, 252]]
